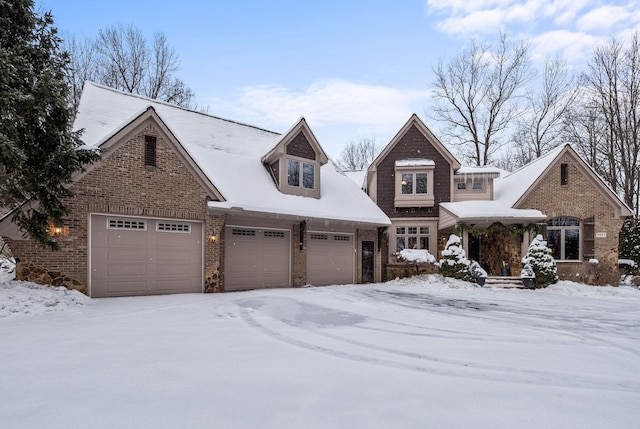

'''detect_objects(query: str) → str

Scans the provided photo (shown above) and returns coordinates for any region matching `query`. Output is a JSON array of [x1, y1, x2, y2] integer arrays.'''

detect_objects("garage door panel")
[[90, 216, 202, 298], [106, 249, 147, 263], [106, 279, 148, 294], [307, 233, 354, 286], [155, 276, 200, 292], [225, 227, 290, 291]]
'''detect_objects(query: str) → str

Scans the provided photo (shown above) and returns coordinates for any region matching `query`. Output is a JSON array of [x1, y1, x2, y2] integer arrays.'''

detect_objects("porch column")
[[462, 228, 469, 257]]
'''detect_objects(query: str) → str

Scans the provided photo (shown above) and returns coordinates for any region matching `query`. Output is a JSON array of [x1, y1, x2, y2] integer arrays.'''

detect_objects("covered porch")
[[439, 201, 547, 277]]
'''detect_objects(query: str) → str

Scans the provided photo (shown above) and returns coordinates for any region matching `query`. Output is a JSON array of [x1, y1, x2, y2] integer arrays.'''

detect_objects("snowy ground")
[[1, 264, 640, 428]]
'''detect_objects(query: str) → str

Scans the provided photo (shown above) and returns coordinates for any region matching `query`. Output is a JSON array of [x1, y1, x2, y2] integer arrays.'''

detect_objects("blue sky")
[[37, 0, 640, 159]]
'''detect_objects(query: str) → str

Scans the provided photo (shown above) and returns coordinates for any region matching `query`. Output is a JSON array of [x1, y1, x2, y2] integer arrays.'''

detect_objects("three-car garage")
[[89, 215, 358, 297]]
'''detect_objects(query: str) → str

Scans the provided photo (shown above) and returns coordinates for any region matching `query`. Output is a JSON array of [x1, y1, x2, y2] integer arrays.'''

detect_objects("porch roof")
[[439, 201, 546, 229]]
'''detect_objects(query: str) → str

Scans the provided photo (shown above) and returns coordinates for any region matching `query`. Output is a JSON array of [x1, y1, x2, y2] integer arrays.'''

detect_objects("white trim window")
[[394, 159, 435, 207], [546, 217, 580, 260], [395, 226, 430, 252], [287, 159, 315, 190]]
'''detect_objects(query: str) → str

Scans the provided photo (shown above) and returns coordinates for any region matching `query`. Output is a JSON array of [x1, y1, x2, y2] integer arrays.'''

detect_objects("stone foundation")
[[15, 258, 86, 294]]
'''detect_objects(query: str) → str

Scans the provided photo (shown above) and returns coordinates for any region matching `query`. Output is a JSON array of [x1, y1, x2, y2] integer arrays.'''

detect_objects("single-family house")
[[0, 82, 390, 297], [364, 114, 632, 279]]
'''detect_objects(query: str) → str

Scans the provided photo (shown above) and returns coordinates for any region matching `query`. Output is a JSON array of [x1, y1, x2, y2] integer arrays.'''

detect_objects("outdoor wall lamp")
[[208, 229, 217, 242], [48, 225, 69, 237]]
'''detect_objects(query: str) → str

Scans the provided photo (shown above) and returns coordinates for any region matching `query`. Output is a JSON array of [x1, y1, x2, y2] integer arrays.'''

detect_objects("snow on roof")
[[395, 159, 435, 167], [440, 200, 546, 222], [439, 147, 568, 223], [74, 82, 390, 226], [455, 165, 506, 177], [493, 144, 567, 208], [342, 170, 367, 190]]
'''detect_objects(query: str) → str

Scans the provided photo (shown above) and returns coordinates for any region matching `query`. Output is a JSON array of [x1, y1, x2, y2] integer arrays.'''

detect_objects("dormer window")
[[287, 159, 315, 189], [394, 159, 435, 207], [261, 119, 328, 200]]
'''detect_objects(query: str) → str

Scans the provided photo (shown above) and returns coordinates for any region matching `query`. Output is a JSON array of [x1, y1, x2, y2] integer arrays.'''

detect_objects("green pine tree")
[[521, 235, 558, 286], [0, 0, 100, 249], [619, 217, 640, 268], [439, 234, 473, 281]]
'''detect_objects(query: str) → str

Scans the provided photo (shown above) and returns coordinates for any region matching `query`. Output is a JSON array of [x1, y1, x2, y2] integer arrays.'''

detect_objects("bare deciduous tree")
[[570, 32, 640, 216], [431, 31, 532, 166], [64, 24, 194, 109], [335, 137, 381, 171], [63, 33, 99, 112], [514, 56, 578, 160]]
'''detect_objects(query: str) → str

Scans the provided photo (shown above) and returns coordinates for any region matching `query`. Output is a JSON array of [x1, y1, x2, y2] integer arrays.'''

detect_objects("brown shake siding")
[[376, 125, 451, 218], [286, 132, 316, 160]]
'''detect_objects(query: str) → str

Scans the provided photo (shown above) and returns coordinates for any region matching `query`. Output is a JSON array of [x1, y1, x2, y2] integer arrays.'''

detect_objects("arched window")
[[546, 217, 580, 260]]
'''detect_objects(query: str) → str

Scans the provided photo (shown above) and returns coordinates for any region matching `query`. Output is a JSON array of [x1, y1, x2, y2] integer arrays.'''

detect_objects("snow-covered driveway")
[[1, 275, 639, 428]]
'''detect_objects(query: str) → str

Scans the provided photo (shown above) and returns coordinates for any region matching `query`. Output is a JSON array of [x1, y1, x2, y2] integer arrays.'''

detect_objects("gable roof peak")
[[368, 114, 461, 171], [261, 116, 329, 165]]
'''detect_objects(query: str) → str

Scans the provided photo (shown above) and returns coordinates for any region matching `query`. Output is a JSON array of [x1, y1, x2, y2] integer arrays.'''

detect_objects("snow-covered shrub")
[[397, 249, 437, 264], [520, 263, 535, 279], [521, 234, 557, 286], [619, 258, 638, 276], [440, 234, 472, 281], [469, 260, 487, 279]]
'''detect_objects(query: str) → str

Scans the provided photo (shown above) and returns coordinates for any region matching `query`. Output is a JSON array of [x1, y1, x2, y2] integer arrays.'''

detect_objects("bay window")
[[394, 159, 435, 207]]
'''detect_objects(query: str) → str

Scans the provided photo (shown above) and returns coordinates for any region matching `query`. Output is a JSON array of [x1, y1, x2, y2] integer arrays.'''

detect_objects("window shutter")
[[560, 163, 568, 185], [583, 216, 595, 261]]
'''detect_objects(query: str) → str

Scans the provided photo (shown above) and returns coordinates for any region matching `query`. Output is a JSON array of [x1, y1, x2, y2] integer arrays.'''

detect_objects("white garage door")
[[90, 215, 203, 298], [224, 227, 291, 291], [307, 232, 354, 286]]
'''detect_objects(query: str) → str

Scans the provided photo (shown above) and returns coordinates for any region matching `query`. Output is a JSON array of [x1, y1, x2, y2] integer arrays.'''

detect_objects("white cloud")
[[530, 30, 601, 63], [577, 5, 630, 32], [205, 79, 431, 158], [227, 79, 430, 128], [435, 9, 506, 35], [549, 0, 592, 26]]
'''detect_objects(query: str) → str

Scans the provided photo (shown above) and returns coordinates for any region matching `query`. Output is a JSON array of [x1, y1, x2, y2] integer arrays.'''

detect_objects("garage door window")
[[264, 231, 285, 238], [107, 218, 147, 230], [233, 228, 256, 236], [157, 222, 191, 233], [334, 235, 350, 241]]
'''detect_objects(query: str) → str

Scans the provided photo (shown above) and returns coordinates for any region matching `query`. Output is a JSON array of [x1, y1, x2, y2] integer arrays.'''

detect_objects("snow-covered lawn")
[[1, 267, 640, 429]]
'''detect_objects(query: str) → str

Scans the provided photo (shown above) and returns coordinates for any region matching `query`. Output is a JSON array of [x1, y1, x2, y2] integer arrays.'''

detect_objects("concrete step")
[[482, 276, 524, 288]]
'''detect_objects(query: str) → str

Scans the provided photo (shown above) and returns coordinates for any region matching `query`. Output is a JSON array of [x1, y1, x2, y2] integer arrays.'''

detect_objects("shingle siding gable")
[[286, 132, 316, 160], [375, 125, 451, 218]]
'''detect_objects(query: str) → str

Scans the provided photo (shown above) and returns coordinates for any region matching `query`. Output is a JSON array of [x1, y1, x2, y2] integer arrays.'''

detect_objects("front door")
[[362, 240, 374, 283]]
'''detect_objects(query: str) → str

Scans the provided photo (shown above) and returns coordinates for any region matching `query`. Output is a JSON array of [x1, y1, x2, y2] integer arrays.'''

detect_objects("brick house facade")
[[363, 115, 631, 280], [0, 82, 390, 297]]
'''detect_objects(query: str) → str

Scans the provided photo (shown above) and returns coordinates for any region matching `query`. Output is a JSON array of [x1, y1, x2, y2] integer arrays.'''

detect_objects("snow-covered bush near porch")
[[469, 260, 488, 279], [521, 234, 558, 286], [440, 234, 473, 281], [397, 248, 437, 264]]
